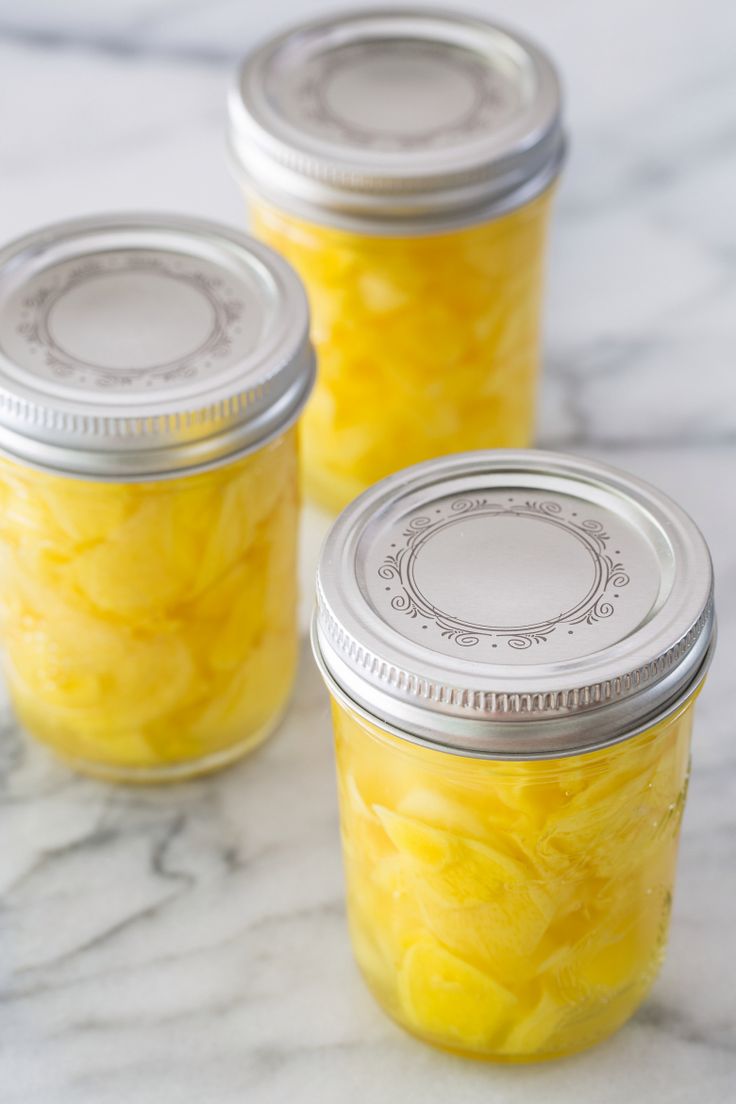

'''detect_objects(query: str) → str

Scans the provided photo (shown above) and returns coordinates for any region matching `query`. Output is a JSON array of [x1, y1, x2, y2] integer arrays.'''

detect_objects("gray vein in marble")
[[636, 999, 736, 1057], [0, 18, 236, 64]]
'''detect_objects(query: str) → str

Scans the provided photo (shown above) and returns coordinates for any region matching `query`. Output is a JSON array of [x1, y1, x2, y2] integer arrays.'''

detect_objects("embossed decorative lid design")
[[313, 451, 715, 758], [229, 8, 565, 229], [0, 214, 314, 478]]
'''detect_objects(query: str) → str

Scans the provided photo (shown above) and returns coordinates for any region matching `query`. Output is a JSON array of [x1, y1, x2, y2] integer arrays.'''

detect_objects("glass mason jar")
[[229, 9, 565, 512], [0, 214, 315, 782], [312, 451, 715, 1061]]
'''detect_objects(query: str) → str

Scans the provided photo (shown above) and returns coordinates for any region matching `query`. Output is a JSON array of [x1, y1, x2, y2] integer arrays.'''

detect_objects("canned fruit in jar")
[[251, 195, 552, 512], [0, 430, 298, 778], [334, 698, 692, 1059]]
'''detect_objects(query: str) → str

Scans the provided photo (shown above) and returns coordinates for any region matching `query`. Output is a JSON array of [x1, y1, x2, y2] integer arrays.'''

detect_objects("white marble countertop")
[[1, 1, 735, 1100]]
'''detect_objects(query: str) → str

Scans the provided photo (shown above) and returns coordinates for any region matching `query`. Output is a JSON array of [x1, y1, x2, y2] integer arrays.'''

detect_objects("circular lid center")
[[0, 247, 273, 396], [260, 27, 533, 159], [318, 43, 484, 144], [48, 270, 217, 372], [360, 491, 664, 665], [412, 513, 599, 629]]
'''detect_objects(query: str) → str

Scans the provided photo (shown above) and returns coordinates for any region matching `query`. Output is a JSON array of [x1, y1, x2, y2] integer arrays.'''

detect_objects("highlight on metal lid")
[[0, 213, 315, 479], [229, 7, 565, 229], [313, 451, 715, 759]]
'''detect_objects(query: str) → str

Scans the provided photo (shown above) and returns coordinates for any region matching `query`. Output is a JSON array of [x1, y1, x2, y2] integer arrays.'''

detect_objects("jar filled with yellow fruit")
[[0, 214, 314, 781], [312, 450, 715, 1061], [229, 8, 565, 511]]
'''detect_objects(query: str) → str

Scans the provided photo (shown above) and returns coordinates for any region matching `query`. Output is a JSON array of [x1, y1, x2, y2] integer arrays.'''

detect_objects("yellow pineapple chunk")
[[399, 937, 517, 1048]]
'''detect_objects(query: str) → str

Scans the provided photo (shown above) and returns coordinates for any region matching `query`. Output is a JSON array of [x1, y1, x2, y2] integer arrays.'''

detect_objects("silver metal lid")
[[0, 214, 315, 479], [313, 451, 715, 759], [229, 8, 565, 231]]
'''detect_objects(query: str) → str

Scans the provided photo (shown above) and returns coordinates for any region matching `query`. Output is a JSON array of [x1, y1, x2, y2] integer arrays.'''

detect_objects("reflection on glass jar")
[[230, 9, 565, 511], [0, 214, 314, 781], [313, 450, 715, 1060]]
